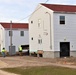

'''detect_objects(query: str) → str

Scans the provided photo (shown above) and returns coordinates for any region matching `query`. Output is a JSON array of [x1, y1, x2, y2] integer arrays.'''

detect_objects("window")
[[20, 31, 24, 36], [38, 19, 41, 27], [31, 21, 33, 24], [60, 16, 65, 24], [9, 31, 13, 36], [31, 37, 33, 40], [38, 23, 40, 27], [38, 39, 42, 44]]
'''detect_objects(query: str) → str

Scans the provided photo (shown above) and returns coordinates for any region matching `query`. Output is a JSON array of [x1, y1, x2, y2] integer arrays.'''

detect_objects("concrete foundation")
[[43, 51, 60, 58], [30, 50, 76, 58], [70, 51, 76, 57], [43, 51, 76, 58]]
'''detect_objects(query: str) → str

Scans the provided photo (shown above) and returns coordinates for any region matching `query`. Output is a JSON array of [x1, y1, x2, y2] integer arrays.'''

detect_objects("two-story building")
[[29, 3, 76, 58], [0, 22, 29, 55]]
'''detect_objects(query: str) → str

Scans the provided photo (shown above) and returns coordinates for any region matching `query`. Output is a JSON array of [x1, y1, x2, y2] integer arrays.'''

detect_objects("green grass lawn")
[[1, 66, 76, 75]]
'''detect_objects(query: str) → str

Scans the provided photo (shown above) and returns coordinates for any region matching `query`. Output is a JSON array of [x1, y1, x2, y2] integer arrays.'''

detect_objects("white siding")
[[5, 29, 29, 52], [29, 4, 54, 53], [54, 13, 76, 51], [0, 25, 5, 51]]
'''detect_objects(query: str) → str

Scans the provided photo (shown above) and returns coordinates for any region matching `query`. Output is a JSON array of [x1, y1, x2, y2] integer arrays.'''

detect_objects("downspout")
[[45, 12, 52, 49]]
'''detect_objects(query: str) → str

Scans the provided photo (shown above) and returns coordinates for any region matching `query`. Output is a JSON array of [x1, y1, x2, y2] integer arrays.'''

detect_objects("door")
[[60, 42, 70, 57]]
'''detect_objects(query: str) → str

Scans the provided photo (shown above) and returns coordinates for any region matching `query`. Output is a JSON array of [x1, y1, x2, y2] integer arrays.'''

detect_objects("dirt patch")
[[0, 70, 18, 75], [1, 56, 76, 75], [0, 56, 76, 68]]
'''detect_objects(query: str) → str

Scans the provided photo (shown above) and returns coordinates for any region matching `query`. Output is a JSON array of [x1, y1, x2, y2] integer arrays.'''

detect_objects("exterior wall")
[[0, 25, 5, 52], [29, 4, 54, 53], [70, 51, 76, 57], [29, 4, 76, 58], [43, 51, 59, 58], [5, 29, 29, 52], [53, 12, 76, 57]]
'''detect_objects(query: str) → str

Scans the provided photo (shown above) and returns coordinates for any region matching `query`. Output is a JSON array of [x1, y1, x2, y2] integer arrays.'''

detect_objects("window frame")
[[60, 16, 65, 24], [20, 31, 24, 36], [31, 37, 33, 40], [9, 31, 13, 36], [38, 19, 41, 28], [38, 39, 42, 44], [31, 21, 33, 24]]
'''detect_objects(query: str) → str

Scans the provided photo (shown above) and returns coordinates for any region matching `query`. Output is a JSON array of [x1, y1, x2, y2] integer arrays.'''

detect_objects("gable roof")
[[0, 22, 28, 29], [41, 3, 76, 12]]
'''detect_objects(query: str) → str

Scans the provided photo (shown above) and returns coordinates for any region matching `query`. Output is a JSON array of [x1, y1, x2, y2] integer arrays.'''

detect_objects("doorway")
[[60, 42, 70, 57]]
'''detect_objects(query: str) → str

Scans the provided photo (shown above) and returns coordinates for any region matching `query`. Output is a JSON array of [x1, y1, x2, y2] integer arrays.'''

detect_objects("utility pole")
[[10, 20, 12, 55]]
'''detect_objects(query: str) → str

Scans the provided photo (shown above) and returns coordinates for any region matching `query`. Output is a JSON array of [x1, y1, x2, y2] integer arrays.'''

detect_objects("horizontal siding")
[[29, 4, 54, 52], [54, 13, 76, 51], [5, 29, 29, 51]]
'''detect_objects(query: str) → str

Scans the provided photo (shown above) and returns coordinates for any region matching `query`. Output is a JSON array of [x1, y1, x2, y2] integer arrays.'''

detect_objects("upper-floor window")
[[38, 19, 41, 28], [31, 21, 33, 24], [20, 31, 24, 36], [9, 31, 13, 36], [60, 16, 65, 24]]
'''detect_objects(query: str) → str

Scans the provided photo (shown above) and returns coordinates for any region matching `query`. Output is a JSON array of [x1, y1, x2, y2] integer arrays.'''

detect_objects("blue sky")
[[0, 0, 76, 23]]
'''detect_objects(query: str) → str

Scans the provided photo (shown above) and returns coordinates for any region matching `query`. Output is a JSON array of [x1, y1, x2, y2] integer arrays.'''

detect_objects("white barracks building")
[[29, 3, 76, 58], [0, 22, 29, 55]]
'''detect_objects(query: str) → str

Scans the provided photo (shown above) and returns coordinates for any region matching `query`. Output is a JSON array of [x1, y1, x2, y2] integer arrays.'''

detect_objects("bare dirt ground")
[[0, 70, 18, 75], [0, 56, 76, 75]]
